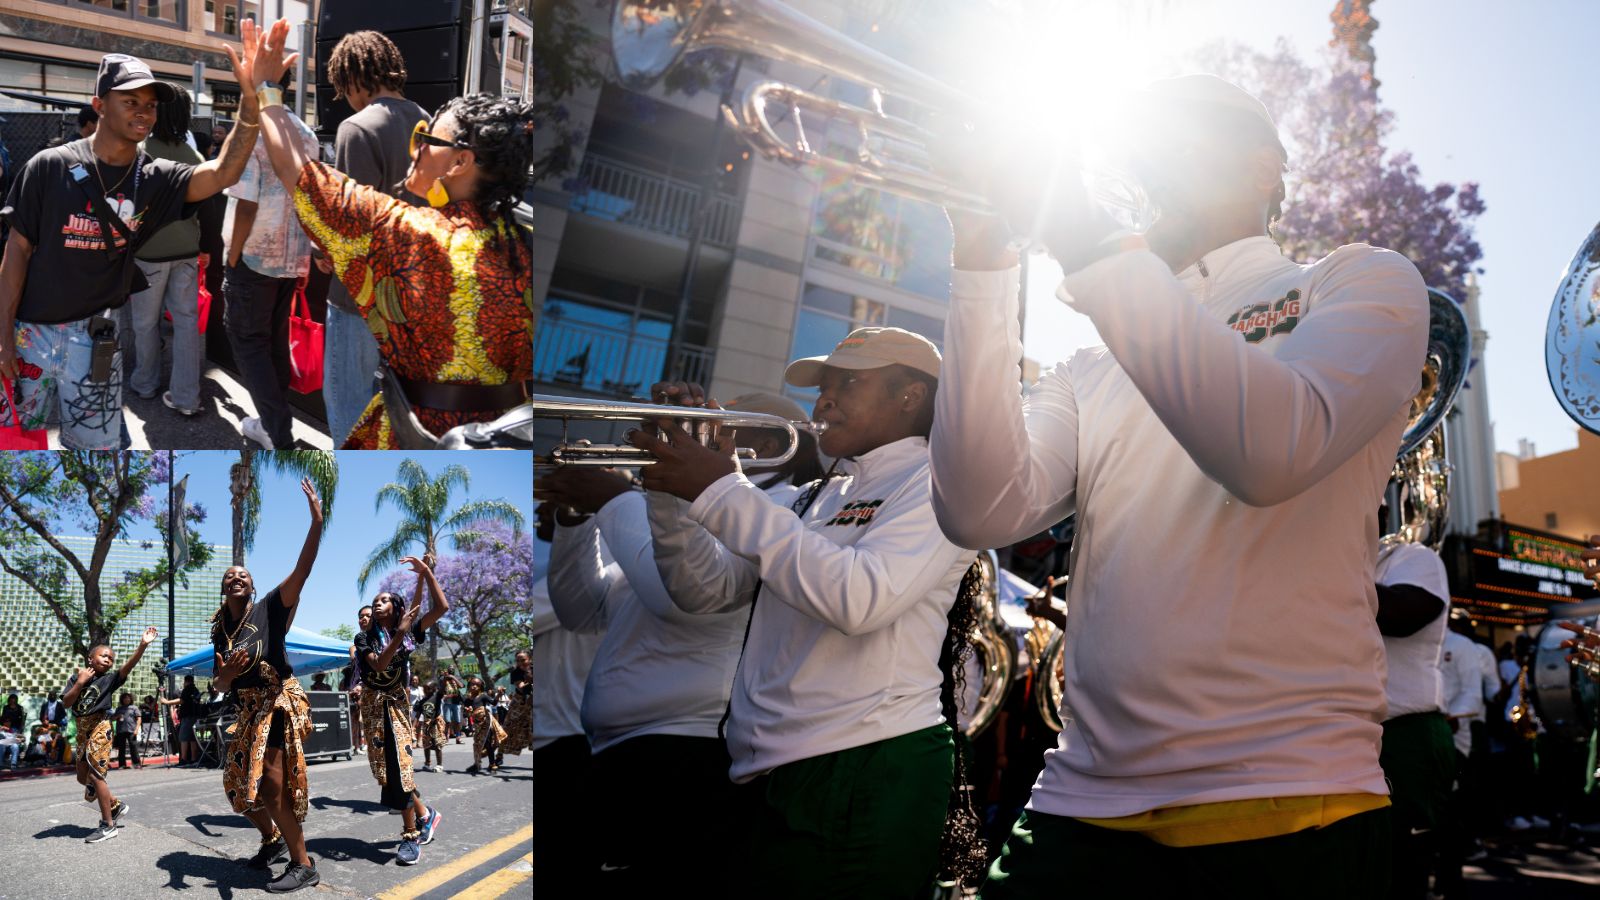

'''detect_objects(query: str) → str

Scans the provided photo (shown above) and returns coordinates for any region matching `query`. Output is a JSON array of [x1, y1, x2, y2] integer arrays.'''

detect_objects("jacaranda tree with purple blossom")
[[0, 451, 211, 659], [377, 520, 531, 682], [1193, 40, 1485, 301]]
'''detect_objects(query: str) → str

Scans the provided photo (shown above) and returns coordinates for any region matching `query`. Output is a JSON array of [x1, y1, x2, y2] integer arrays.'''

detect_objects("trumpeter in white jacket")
[[929, 74, 1429, 895]]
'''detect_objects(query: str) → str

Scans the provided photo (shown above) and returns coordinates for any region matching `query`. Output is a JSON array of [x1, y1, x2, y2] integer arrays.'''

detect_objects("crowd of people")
[[532, 70, 1600, 900], [0, 18, 534, 450]]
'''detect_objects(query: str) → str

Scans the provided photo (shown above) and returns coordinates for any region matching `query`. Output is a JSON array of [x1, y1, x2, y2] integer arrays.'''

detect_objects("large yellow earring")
[[425, 179, 451, 208]]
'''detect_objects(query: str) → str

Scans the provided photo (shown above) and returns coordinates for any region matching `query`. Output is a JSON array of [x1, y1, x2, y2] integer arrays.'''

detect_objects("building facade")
[[0, 535, 233, 705], [530, 1, 957, 439], [1498, 428, 1600, 542]]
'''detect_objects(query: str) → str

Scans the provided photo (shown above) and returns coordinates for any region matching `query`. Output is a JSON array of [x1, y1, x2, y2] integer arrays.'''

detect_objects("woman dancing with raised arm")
[[210, 479, 324, 893]]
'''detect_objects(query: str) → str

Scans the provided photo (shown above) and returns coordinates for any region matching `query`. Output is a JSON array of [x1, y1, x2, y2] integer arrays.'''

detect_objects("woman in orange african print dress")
[[237, 18, 532, 448]]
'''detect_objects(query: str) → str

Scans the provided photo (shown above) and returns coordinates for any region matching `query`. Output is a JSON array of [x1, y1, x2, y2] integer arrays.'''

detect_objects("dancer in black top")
[[63, 625, 157, 843], [354, 555, 450, 865], [211, 478, 323, 893], [415, 673, 457, 774], [500, 651, 532, 757]]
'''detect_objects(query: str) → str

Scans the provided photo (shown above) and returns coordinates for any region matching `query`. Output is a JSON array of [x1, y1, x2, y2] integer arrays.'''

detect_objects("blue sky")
[[1020, 0, 1592, 457], [125, 452, 534, 637]]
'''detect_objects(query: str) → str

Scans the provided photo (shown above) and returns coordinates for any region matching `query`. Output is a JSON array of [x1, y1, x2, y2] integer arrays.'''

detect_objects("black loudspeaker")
[[313, 0, 500, 138]]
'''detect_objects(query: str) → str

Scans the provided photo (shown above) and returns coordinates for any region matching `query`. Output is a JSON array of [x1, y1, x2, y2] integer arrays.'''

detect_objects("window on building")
[[1546, 512, 1559, 529], [535, 270, 715, 396], [68, 0, 184, 25], [811, 175, 952, 301]]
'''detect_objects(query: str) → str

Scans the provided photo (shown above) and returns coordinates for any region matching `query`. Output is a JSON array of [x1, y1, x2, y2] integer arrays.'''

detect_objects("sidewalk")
[[0, 752, 188, 782]]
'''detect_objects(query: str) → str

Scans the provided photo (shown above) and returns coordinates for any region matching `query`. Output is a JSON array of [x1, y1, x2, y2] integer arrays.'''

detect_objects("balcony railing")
[[534, 315, 716, 398], [569, 154, 740, 247]]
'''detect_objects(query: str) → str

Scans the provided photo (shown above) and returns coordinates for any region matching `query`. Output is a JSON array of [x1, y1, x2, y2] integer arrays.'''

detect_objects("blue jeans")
[[127, 257, 202, 408], [0, 742, 19, 768], [5, 318, 131, 450], [323, 304, 380, 447]]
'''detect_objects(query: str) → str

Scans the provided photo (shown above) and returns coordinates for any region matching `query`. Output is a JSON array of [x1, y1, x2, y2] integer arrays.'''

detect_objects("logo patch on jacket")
[[1226, 289, 1304, 343], [824, 499, 883, 527]]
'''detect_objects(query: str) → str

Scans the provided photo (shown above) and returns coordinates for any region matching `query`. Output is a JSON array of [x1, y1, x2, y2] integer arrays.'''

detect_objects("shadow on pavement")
[[33, 823, 95, 840], [306, 835, 395, 866], [186, 813, 257, 838], [154, 850, 267, 899], [310, 796, 391, 816]]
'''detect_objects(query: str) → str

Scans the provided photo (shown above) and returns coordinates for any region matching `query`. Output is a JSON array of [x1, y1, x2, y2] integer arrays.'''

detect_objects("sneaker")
[[163, 391, 202, 417], [1464, 841, 1489, 862], [431, 765, 443, 773], [396, 836, 421, 865], [1506, 816, 1532, 831], [266, 862, 319, 893], [241, 416, 275, 450], [84, 822, 118, 843], [353, 746, 364, 755], [1529, 815, 1552, 829], [110, 800, 128, 824], [464, 764, 480, 775], [418, 807, 442, 846], [245, 832, 287, 870]]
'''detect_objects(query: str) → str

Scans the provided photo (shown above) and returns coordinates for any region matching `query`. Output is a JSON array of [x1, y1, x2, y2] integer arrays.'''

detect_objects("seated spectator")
[[0, 693, 23, 731], [0, 724, 23, 769]]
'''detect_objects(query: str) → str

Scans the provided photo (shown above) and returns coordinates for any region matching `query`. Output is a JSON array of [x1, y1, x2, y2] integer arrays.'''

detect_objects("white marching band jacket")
[[930, 237, 1429, 818], [651, 436, 971, 783]]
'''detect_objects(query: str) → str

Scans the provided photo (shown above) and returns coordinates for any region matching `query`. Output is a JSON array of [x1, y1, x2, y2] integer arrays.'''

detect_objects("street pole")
[[166, 451, 176, 766], [295, 20, 310, 120]]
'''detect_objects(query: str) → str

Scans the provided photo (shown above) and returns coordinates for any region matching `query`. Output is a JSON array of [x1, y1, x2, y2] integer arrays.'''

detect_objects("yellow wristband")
[[257, 86, 284, 109]]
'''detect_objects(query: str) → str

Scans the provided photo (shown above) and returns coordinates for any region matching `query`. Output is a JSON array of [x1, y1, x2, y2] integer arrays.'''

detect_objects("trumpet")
[[533, 393, 826, 467], [610, 0, 1154, 225]]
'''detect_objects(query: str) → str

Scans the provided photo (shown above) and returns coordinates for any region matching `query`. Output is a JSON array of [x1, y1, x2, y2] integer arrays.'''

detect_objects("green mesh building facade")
[[0, 536, 233, 706]]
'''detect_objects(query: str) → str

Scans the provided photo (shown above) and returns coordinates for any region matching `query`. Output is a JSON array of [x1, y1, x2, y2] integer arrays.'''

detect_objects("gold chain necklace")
[[222, 599, 256, 651], [92, 155, 133, 200]]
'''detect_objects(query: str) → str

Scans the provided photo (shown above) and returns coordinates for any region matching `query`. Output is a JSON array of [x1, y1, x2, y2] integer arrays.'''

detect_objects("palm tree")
[[357, 459, 525, 591], [228, 450, 339, 567]]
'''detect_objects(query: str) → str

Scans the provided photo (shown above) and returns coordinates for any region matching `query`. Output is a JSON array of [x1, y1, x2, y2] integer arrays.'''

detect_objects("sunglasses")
[[410, 119, 472, 156]]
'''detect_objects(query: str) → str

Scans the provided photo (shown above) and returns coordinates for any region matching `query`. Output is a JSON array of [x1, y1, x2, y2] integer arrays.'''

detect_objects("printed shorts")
[[3, 319, 129, 450]]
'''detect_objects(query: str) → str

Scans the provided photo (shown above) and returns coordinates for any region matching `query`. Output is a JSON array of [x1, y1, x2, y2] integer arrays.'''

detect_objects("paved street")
[[1455, 831, 1600, 898], [0, 751, 530, 899]]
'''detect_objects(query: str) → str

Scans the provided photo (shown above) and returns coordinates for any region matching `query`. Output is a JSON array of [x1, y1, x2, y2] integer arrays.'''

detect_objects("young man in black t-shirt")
[[0, 51, 259, 449], [62, 625, 157, 843]]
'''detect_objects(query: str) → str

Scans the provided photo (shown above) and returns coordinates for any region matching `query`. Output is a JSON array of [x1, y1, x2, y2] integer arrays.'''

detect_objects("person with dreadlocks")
[[353, 555, 448, 865], [462, 674, 507, 775], [232, 18, 531, 449], [629, 328, 982, 899], [62, 625, 157, 844], [318, 29, 428, 446], [124, 83, 205, 416], [210, 478, 324, 893]]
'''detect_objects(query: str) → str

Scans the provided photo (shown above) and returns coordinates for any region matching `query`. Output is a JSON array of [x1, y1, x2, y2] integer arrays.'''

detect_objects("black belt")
[[396, 377, 530, 413]]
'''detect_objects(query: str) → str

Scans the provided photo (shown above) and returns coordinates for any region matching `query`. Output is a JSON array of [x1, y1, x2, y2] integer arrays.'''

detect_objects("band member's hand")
[[533, 467, 634, 515], [629, 422, 738, 502], [301, 478, 324, 524], [649, 382, 709, 408], [141, 626, 157, 646], [1558, 621, 1599, 665], [1581, 535, 1599, 588]]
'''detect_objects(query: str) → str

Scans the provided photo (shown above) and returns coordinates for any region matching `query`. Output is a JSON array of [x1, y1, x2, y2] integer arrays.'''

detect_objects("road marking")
[[375, 825, 532, 900], [446, 853, 532, 899]]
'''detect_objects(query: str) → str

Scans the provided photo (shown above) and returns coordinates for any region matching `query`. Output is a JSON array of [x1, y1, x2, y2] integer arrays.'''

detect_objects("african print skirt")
[[471, 705, 507, 761], [76, 713, 113, 785], [362, 685, 419, 810], [420, 716, 446, 752], [223, 672, 312, 823], [500, 692, 531, 756]]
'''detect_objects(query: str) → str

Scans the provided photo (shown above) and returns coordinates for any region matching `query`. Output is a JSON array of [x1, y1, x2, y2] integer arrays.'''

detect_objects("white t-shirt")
[[531, 574, 603, 750], [931, 236, 1428, 817], [1438, 630, 1500, 756], [1375, 542, 1449, 718], [549, 491, 750, 754]]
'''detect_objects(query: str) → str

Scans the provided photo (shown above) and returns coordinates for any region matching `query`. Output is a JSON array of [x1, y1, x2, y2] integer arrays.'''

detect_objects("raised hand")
[[301, 477, 323, 524], [400, 555, 431, 576], [141, 626, 158, 646]]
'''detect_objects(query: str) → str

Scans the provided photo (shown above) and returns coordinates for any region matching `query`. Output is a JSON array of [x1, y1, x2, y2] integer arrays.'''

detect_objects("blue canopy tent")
[[165, 626, 351, 677]]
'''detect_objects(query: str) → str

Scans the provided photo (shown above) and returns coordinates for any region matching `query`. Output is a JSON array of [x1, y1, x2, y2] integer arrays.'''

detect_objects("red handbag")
[[161, 253, 211, 333], [0, 378, 48, 450], [288, 285, 325, 394]]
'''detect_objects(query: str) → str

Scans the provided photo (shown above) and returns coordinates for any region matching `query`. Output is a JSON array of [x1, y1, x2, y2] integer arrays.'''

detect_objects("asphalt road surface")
[[0, 750, 530, 899]]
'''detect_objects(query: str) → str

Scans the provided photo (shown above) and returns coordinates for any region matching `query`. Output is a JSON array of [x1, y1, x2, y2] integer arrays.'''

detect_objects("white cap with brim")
[[784, 326, 942, 388], [1134, 73, 1285, 159]]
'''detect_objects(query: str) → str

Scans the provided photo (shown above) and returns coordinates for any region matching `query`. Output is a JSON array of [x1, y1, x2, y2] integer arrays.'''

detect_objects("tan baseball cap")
[[1135, 73, 1286, 160], [784, 326, 941, 388], [723, 391, 810, 424]]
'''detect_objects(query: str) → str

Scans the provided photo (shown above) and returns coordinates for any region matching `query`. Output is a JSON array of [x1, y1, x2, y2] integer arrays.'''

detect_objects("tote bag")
[[288, 285, 325, 394]]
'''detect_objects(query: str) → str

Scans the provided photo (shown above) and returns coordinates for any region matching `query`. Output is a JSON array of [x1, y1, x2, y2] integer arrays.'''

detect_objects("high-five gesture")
[[225, 16, 299, 96]]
